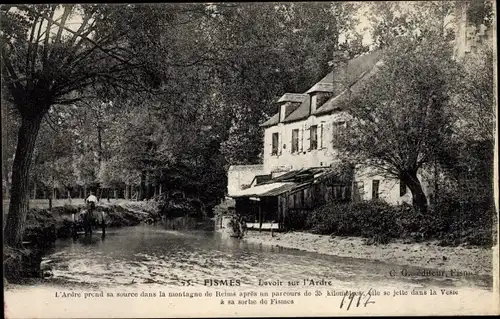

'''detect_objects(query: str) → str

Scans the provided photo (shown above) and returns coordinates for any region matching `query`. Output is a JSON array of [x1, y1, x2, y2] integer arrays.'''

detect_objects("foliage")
[[304, 199, 494, 247], [213, 2, 359, 165], [455, 44, 495, 145], [284, 209, 310, 231], [335, 35, 460, 213]]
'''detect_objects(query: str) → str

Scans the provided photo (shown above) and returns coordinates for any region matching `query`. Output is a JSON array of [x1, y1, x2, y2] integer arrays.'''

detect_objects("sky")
[[59, 3, 377, 47]]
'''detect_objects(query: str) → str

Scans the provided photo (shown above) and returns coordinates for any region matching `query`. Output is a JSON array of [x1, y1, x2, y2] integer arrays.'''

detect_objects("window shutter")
[[269, 133, 273, 155], [320, 123, 324, 148], [279, 132, 283, 155], [305, 125, 311, 151], [300, 127, 304, 152]]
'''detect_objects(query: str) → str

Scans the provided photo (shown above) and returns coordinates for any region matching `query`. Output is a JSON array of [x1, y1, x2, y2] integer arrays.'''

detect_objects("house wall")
[[263, 111, 349, 174], [227, 165, 265, 196], [263, 112, 436, 206], [353, 166, 434, 205]]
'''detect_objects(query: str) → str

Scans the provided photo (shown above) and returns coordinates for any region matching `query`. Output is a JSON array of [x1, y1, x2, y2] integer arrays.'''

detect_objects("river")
[[38, 225, 492, 291]]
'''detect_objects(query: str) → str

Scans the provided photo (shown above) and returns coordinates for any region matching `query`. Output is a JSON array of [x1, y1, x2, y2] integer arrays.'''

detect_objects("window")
[[317, 92, 333, 107], [271, 132, 279, 155], [291, 129, 299, 153], [400, 179, 407, 196], [372, 180, 380, 200], [310, 125, 318, 150], [332, 121, 346, 144]]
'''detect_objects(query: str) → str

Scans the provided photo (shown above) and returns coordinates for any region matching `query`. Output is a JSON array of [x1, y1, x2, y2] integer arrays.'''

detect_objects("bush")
[[306, 201, 405, 244], [284, 209, 310, 230], [304, 198, 495, 247], [430, 195, 495, 247]]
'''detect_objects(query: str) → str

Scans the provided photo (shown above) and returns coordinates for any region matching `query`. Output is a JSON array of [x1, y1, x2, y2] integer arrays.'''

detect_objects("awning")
[[229, 182, 309, 198]]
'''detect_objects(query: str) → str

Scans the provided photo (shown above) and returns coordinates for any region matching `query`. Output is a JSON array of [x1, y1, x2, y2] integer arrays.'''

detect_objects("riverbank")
[[3, 200, 160, 281], [243, 231, 496, 276]]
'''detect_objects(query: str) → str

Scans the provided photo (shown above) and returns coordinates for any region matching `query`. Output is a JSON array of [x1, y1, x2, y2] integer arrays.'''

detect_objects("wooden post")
[[258, 204, 262, 232]]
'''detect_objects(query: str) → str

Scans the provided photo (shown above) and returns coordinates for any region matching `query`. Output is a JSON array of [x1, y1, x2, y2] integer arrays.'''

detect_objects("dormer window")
[[306, 83, 334, 114], [277, 93, 308, 122], [316, 92, 333, 108]]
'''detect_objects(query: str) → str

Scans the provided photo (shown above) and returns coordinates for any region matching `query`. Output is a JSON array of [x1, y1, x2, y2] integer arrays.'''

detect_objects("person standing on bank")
[[86, 191, 98, 213], [82, 192, 98, 235]]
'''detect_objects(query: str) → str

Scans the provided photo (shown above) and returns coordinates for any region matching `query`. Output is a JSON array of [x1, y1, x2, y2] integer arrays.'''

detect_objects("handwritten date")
[[339, 289, 376, 310]]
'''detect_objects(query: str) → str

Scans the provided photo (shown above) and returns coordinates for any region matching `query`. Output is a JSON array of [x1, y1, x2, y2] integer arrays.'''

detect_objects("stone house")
[[228, 50, 424, 207], [226, 12, 493, 228]]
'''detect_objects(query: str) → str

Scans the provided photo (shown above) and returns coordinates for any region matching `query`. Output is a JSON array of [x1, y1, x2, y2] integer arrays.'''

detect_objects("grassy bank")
[[243, 231, 496, 276]]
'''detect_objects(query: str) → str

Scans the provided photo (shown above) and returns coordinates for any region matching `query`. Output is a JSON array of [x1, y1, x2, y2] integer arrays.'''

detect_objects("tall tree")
[[208, 2, 357, 165], [335, 36, 460, 213], [1, 4, 210, 247]]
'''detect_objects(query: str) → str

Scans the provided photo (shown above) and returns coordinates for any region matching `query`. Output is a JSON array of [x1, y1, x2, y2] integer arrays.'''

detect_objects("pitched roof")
[[260, 112, 280, 127], [306, 83, 334, 94], [261, 50, 383, 126], [277, 93, 308, 103], [315, 59, 384, 115], [316, 49, 383, 90]]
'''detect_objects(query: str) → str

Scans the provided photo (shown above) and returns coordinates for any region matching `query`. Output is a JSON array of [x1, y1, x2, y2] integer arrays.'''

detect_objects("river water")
[[40, 225, 492, 291]]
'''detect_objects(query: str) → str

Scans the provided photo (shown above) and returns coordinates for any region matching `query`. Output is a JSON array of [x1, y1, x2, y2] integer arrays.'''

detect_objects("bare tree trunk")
[[5, 114, 43, 247], [4, 177, 10, 200], [145, 170, 151, 200], [140, 170, 146, 201], [401, 171, 428, 214], [433, 159, 439, 210], [49, 185, 54, 211]]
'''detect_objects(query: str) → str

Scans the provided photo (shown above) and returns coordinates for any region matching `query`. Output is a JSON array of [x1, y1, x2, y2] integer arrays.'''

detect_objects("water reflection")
[[77, 235, 105, 246], [42, 225, 492, 290]]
